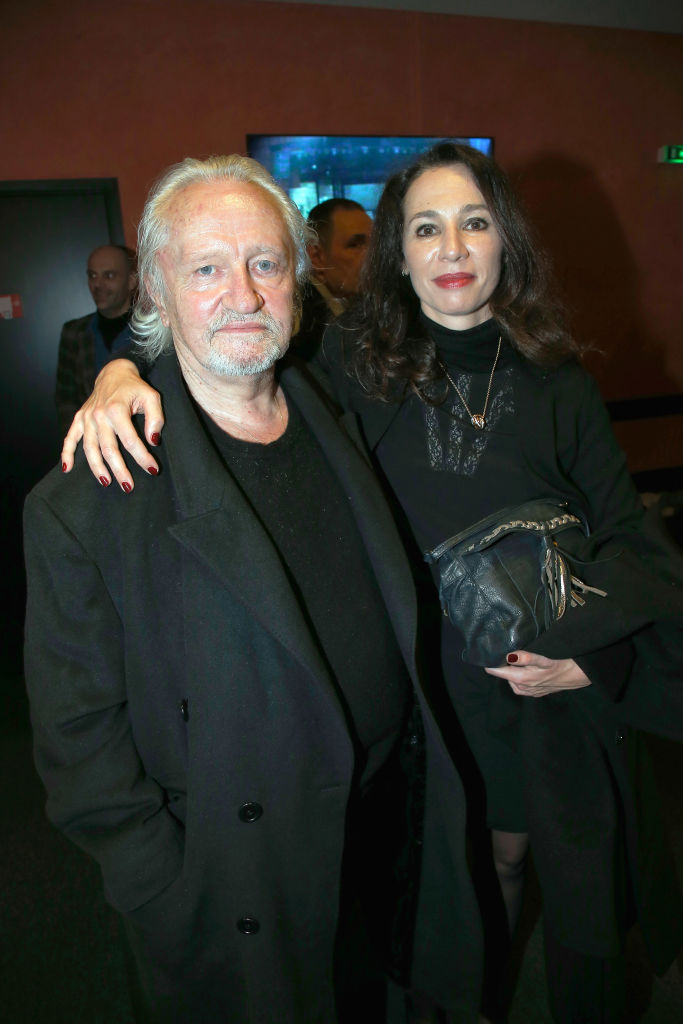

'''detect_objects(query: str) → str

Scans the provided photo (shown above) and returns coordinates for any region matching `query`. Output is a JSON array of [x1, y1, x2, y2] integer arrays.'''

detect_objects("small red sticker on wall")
[[0, 294, 23, 319]]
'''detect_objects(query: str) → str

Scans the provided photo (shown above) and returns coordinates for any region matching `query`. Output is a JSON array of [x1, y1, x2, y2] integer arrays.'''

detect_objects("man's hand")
[[484, 651, 591, 698], [61, 359, 164, 492]]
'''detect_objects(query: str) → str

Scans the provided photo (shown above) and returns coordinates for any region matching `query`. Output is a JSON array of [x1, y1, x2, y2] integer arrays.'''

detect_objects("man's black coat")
[[24, 352, 484, 1023]]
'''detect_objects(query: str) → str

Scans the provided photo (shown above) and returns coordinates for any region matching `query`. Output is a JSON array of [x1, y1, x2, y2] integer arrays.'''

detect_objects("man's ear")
[[146, 275, 170, 327], [308, 242, 329, 278]]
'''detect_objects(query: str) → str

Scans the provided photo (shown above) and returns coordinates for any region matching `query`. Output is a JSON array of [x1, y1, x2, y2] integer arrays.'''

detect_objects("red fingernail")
[[121, 481, 132, 494], [151, 433, 161, 446], [61, 462, 67, 473], [507, 653, 519, 663], [99, 476, 110, 488], [147, 467, 158, 476]]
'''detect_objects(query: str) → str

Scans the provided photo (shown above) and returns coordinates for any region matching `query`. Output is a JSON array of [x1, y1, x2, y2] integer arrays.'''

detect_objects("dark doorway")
[[0, 179, 125, 673]]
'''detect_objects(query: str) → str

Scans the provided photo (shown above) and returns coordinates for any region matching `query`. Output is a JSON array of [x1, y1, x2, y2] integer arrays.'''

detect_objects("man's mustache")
[[207, 310, 281, 341]]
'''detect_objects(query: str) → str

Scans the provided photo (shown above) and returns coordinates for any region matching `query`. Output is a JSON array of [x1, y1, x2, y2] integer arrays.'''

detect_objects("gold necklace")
[[440, 336, 502, 430]]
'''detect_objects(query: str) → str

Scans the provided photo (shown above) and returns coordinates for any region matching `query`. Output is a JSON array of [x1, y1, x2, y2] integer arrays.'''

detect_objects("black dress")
[[374, 316, 532, 831]]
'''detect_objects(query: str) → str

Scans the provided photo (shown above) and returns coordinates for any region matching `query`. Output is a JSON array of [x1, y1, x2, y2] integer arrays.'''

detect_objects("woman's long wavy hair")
[[349, 142, 580, 401]]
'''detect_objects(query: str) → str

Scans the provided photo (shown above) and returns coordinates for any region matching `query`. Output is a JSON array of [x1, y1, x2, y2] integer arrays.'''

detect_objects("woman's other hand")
[[484, 651, 591, 697], [60, 359, 164, 492]]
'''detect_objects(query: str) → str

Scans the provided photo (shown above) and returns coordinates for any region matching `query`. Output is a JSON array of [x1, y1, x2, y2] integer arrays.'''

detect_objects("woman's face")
[[401, 164, 503, 330]]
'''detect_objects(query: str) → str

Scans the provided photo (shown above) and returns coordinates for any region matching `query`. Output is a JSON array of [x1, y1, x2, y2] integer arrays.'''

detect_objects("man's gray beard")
[[204, 311, 290, 377]]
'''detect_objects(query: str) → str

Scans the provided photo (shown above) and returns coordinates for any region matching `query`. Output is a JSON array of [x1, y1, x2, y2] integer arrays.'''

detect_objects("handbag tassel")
[[543, 543, 608, 620]]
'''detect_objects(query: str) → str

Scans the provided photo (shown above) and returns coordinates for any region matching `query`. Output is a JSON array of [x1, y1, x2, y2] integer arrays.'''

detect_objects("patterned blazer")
[[55, 312, 132, 435]]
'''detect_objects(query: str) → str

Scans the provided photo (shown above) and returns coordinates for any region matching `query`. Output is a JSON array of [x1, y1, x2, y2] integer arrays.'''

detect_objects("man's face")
[[153, 181, 295, 379], [311, 207, 372, 298], [87, 246, 135, 318]]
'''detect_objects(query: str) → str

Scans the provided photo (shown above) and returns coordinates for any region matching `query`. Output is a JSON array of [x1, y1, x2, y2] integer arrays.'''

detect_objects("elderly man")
[[25, 157, 481, 1023], [294, 198, 372, 360], [55, 244, 137, 434]]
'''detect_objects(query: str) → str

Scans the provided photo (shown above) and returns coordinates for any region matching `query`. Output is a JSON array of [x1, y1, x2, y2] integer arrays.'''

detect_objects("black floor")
[[507, 730, 683, 1023], [3, 670, 682, 1024], [1, 675, 134, 1023]]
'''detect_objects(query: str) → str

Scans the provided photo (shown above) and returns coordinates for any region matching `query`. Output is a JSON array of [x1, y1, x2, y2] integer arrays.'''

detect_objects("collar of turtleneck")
[[420, 312, 511, 373]]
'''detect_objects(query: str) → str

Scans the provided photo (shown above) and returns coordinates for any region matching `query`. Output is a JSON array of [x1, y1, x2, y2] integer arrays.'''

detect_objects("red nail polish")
[[147, 467, 158, 476], [151, 433, 161, 446], [62, 462, 67, 473], [99, 476, 110, 488], [507, 653, 519, 664], [121, 481, 132, 494]]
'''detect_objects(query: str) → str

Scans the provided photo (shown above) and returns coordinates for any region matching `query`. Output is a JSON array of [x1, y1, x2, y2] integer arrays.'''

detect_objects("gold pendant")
[[471, 414, 486, 430]]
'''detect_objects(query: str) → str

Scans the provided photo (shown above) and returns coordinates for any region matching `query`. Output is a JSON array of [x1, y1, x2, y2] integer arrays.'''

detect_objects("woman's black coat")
[[321, 327, 683, 971]]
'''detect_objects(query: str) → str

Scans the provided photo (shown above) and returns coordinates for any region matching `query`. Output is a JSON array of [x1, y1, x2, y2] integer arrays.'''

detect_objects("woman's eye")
[[464, 218, 488, 231], [415, 223, 438, 238], [197, 265, 215, 276]]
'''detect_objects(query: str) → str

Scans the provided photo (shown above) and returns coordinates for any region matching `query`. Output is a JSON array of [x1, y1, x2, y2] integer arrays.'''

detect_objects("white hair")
[[131, 155, 312, 360]]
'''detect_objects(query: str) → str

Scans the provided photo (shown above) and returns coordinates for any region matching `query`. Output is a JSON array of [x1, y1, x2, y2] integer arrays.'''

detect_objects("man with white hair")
[[24, 156, 481, 1023]]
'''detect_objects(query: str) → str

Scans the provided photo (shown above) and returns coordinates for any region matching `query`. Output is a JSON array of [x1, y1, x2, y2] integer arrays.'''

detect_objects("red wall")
[[3, 0, 682, 401]]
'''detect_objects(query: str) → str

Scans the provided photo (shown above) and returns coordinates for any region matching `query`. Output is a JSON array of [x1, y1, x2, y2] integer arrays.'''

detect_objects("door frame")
[[0, 177, 125, 243]]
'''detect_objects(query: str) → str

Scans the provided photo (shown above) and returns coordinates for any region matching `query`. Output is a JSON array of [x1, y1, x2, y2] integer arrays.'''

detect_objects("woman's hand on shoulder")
[[484, 651, 591, 697], [60, 358, 164, 493]]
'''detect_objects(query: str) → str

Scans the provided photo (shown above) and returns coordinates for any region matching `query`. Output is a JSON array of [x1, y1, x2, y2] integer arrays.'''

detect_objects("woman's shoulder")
[[516, 352, 596, 404], [516, 350, 585, 382]]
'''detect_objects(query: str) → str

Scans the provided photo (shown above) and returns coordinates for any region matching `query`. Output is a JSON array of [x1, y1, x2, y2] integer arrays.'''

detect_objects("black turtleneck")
[[422, 312, 508, 374], [374, 314, 534, 556], [97, 309, 131, 350]]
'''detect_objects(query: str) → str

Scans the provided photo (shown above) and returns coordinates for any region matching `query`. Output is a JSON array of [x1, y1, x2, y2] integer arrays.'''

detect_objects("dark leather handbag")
[[424, 499, 606, 666]]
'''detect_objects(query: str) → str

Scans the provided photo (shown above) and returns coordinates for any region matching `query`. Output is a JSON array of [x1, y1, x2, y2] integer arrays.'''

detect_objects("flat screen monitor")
[[246, 134, 494, 219]]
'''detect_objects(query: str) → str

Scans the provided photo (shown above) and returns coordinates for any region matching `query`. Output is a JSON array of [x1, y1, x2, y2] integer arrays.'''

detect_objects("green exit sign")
[[658, 145, 683, 163]]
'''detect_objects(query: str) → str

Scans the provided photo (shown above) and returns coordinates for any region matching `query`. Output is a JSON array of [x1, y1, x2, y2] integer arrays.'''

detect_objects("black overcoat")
[[320, 327, 683, 971], [24, 352, 485, 1023]]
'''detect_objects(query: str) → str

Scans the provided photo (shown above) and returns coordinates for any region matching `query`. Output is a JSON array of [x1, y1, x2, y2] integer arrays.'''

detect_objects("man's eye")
[[254, 259, 277, 274], [197, 265, 215, 276]]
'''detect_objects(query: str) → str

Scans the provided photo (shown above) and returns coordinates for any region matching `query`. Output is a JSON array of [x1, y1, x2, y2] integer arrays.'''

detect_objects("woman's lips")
[[433, 273, 475, 289]]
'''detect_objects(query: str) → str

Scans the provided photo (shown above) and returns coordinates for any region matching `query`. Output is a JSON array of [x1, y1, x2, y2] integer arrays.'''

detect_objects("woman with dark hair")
[[352, 141, 576, 391], [61, 143, 683, 1023], [346, 136, 582, 943]]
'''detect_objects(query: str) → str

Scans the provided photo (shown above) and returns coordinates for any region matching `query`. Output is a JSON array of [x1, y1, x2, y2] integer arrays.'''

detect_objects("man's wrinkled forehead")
[[160, 181, 291, 259]]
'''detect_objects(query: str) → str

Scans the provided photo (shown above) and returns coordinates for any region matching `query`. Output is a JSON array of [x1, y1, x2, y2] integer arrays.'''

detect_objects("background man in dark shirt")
[[55, 244, 136, 433], [294, 198, 372, 360]]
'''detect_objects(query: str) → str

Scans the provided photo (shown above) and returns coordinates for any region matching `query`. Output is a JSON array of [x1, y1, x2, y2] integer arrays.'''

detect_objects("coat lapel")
[[150, 354, 334, 689], [350, 391, 402, 451], [281, 363, 418, 676]]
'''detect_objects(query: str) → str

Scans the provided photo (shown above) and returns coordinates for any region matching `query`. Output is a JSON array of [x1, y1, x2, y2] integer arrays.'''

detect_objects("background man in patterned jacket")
[[55, 244, 136, 433]]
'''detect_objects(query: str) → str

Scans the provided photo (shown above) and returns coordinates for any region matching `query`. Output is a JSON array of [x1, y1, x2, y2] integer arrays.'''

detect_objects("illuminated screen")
[[246, 135, 494, 218]]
